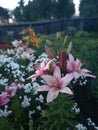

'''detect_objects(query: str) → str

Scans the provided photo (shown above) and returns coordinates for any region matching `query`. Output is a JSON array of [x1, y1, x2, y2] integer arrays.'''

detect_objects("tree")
[[79, 0, 98, 18], [24, 0, 53, 20], [37, 0, 52, 19], [13, 0, 75, 22], [0, 6, 10, 21], [53, 0, 75, 19], [13, 0, 25, 22], [23, 0, 40, 21]]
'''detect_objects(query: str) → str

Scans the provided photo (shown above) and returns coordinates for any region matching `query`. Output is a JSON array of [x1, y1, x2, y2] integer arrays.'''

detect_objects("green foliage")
[[0, 117, 13, 130], [13, 0, 75, 22], [66, 26, 77, 35], [40, 94, 77, 130], [79, 0, 98, 18], [0, 6, 10, 20], [74, 31, 90, 37], [11, 98, 29, 129], [13, 0, 25, 22], [55, 0, 75, 19]]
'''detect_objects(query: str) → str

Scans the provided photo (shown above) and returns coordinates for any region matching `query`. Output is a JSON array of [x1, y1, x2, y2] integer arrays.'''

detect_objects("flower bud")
[[63, 35, 68, 46], [67, 42, 72, 54], [58, 51, 67, 70], [57, 32, 60, 41], [46, 39, 53, 45], [45, 45, 55, 59]]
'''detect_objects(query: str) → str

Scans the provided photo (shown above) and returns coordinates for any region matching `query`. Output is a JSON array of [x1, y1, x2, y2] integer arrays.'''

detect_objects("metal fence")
[[0, 18, 98, 38]]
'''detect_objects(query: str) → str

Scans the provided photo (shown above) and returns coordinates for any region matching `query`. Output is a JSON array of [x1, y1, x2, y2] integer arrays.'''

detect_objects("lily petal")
[[0, 92, 10, 106], [73, 72, 81, 79], [68, 54, 74, 63], [83, 73, 96, 78], [53, 66, 61, 79], [47, 88, 59, 103], [60, 87, 73, 95], [45, 58, 56, 70], [36, 85, 49, 92], [41, 75, 53, 86], [60, 74, 73, 88], [27, 74, 38, 80]]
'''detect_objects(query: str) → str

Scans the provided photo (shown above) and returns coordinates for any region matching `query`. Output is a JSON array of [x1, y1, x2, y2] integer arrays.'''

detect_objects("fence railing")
[[0, 18, 98, 38]]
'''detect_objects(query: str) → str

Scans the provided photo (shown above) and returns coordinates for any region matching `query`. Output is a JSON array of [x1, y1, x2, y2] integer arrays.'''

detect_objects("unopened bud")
[[46, 39, 53, 45], [67, 42, 72, 54], [58, 51, 67, 69], [64, 35, 68, 46], [57, 32, 60, 41], [45, 45, 55, 59]]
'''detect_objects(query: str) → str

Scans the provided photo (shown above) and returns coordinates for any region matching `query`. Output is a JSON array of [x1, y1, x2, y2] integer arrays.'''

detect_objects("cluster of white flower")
[[36, 105, 41, 111], [28, 110, 35, 118], [23, 83, 33, 93], [21, 95, 31, 108], [0, 105, 12, 117], [76, 123, 87, 130], [87, 118, 98, 130], [72, 103, 80, 113], [26, 62, 34, 72], [35, 52, 49, 64], [15, 47, 35, 61], [32, 82, 40, 94], [36, 94, 44, 103], [0, 45, 36, 85], [79, 76, 88, 86], [0, 78, 8, 86], [75, 118, 98, 130], [0, 54, 12, 66], [72, 76, 88, 87]]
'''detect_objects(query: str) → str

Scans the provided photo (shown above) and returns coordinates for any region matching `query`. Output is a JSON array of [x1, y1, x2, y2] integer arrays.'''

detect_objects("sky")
[[0, 0, 29, 10], [0, 0, 80, 16]]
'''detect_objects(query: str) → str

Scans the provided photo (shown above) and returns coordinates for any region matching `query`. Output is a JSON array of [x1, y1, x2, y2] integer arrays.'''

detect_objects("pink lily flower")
[[36, 66, 73, 103], [27, 58, 56, 82], [0, 92, 10, 106], [67, 54, 96, 80], [5, 82, 18, 97]]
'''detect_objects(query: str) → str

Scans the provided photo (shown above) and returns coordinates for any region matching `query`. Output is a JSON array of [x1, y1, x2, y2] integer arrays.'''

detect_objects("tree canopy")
[[13, 0, 25, 22], [79, 0, 98, 18], [13, 0, 75, 22], [0, 6, 10, 20]]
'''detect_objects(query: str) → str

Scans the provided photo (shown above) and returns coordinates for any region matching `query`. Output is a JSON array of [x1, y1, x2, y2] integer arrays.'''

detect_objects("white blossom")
[[36, 105, 41, 111], [28, 110, 35, 118], [76, 124, 87, 130], [21, 95, 31, 108], [0, 105, 12, 117]]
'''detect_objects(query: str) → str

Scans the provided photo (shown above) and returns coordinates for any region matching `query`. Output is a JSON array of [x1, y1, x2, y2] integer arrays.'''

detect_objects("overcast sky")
[[0, 0, 80, 15]]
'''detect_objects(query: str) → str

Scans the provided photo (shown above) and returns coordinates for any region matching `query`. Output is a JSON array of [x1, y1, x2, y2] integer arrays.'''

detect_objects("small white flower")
[[28, 110, 35, 118], [36, 105, 41, 111], [21, 96, 31, 108], [0, 105, 12, 117], [72, 103, 80, 113], [76, 124, 87, 130]]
